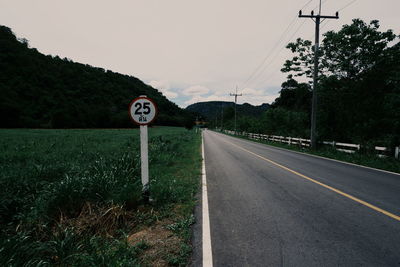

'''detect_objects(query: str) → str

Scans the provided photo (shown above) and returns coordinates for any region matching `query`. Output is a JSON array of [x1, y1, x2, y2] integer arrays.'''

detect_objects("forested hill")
[[0, 25, 194, 128], [186, 101, 270, 120]]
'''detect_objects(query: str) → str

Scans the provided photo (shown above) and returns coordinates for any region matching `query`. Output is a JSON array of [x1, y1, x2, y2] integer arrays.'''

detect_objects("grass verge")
[[0, 127, 201, 266], [219, 131, 400, 174]]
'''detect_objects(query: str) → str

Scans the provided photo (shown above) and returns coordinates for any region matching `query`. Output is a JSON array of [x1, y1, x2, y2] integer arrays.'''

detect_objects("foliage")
[[0, 25, 195, 128], [186, 101, 270, 122], [218, 19, 399, 149], [281, 19, 397, 81], [272, 78, 312, 112], [262, 108, 309, 137], [0, 128, 201, 266], [322, 19, 396, 79], [274, 19, 399, 146]]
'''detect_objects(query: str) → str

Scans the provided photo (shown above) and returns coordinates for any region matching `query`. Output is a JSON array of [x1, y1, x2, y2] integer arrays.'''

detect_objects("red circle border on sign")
[[128, 96, 158, 126]]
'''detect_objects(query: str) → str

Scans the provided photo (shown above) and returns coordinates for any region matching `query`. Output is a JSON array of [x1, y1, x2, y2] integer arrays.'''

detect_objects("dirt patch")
[[59, 202, 135, 237], [128, 220, 182, 266]]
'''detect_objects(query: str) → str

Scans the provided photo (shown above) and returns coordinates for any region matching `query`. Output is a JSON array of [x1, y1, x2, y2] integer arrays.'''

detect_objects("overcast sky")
[[1, 0, 399, 107]]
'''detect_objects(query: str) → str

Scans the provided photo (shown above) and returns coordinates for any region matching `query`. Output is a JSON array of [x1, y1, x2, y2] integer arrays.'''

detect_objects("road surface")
[[193, 130, 400, 266]]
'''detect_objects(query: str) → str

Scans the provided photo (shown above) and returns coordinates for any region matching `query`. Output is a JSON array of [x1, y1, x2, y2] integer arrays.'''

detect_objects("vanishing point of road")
[[193, 130, 400, 266]]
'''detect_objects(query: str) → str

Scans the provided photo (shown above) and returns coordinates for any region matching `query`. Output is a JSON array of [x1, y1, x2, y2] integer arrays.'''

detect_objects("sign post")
[[129, 95, 158, 202]]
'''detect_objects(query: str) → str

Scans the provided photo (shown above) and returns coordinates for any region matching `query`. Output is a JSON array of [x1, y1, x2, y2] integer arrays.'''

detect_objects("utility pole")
[[220, 104, 224, 130], [299, 1, 338, 149], [230, 86, 242, 135]]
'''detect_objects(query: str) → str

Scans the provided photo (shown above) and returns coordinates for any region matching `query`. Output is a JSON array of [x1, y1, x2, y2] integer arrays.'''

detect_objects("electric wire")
[[241, 16, 298, 89], [338, 0, 359, 11], [240, 0, 315, 90], [311, 0, 329, 13], [306, 19, 331, 40], [252, 19, 308, 89], [300, 0, 315, 10], [257, 0, 339, 89]]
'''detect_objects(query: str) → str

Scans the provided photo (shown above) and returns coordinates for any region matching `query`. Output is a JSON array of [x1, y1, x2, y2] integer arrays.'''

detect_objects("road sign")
[[128, 95, 157, 202], [129, 96, 158, 125]]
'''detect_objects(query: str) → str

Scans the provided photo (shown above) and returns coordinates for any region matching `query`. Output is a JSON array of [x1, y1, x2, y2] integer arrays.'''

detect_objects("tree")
[[281, 19, 397, 81], [322, 19, 396, 80], [278, 19, 400, 146], [272, 78, 312, 113], [0, 25, 196, 128]]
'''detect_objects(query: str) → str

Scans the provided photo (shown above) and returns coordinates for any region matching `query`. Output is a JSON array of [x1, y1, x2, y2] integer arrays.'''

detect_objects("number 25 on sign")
[[129, 96, 157, 125], [129, 96, 158, 202]]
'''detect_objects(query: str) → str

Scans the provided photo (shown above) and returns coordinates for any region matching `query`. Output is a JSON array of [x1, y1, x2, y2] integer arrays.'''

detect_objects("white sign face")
[[129, 96, 157, 125]]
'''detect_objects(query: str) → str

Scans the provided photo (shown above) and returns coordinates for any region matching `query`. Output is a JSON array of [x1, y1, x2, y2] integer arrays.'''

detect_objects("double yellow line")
[[224, 139, 400, 222]]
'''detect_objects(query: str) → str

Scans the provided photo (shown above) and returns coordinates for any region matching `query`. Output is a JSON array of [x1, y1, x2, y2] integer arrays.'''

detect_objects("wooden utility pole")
[[230, 86, 242, 135], [221, 104, 224, 130], [299, 2, 338, 149]]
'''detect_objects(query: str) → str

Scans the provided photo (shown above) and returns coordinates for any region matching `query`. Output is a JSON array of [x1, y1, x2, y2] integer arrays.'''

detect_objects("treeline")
[[214, 19, 400, 147], [186, 101, 270, 122], [0, 26, 194, 128]]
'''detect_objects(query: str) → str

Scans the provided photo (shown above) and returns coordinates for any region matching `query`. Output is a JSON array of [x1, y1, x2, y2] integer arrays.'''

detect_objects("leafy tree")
[[272, 78, 311, 112], [0, 25, 195, 129], [278, 19, 399, 146], [322, 19, 396, 79]]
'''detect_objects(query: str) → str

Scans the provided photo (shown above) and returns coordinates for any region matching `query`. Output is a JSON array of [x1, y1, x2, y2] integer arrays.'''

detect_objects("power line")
[[240, 0, 318, 90], [251, 1, 333, 90], [307, 19, 331, 40], [263, 1, 334, 83], [306, 0, 359, 43], [241, 16, 299, 89], [250, 19, 307, 89], [320, 20, 331, 31], [301, 0, 315, 10], [242, 18, 308, 89], [311, 0, 329, 13], [338, 0, 358, 11], [230, 86, 242, 134], [299, 4, 339, 149]]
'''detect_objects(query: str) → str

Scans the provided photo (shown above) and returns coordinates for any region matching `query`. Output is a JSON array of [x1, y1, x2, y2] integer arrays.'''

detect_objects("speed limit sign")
[[129, 96, 158, 125], [128, 95, 158, 202]]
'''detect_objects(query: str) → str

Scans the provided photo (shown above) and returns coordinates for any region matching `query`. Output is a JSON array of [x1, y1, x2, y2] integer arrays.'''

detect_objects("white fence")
[[223, 130, 400, 159]]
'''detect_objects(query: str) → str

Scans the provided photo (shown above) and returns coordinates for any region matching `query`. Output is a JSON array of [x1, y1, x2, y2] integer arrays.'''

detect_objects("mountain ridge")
[[0, 25, 194, 128], [186, 101, 270, 120]]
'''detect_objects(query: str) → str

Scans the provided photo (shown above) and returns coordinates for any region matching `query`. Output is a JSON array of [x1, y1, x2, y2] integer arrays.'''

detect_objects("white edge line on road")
[[202, 132, 213, 267], [214, 131, 400, 177]]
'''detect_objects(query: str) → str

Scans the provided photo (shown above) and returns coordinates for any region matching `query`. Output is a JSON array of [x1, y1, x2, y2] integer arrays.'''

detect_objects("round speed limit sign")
[[129, 96, 158, 125]]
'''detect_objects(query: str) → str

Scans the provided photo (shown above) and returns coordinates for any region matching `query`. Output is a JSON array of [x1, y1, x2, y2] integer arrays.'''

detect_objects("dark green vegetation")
[[218, 19, 400, 150], [0, 128, 201, 266], [0, 26, 194, 129], [222, 131, 400, 174], [186, 101, 269, 120]]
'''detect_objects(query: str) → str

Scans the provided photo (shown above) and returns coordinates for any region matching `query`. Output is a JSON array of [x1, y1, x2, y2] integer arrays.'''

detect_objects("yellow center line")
[[224, 138, 400, 222]]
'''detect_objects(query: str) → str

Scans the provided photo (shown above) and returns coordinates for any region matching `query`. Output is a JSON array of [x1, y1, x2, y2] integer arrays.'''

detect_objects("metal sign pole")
[[140, 124, 149, 201], [129, 95, 157, 203]]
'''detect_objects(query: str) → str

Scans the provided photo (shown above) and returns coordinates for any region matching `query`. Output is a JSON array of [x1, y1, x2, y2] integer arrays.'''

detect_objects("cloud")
[[148, 80, 178, 99], [183, 85, 210, 96], [241, 87, 264, 96]]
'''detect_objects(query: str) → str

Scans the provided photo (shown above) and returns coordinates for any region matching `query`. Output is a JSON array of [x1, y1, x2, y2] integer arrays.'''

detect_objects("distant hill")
[[186, 101, 270, 120], [0, 25, 194, 128]]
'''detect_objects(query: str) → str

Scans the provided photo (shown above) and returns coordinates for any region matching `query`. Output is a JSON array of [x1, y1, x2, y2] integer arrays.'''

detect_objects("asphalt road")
[[196, 130, 400, 266]]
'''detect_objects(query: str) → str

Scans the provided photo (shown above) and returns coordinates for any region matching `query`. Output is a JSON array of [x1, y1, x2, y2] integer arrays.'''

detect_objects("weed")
[[0, 127, 201, 266]]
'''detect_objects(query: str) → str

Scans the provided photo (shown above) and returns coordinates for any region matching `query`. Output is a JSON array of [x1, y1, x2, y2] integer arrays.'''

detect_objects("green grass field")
[[0, 127, 202, 266]]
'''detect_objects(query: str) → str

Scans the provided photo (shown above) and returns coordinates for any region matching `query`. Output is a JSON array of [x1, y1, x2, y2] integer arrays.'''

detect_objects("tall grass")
[[0, 128, 201, 266]]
